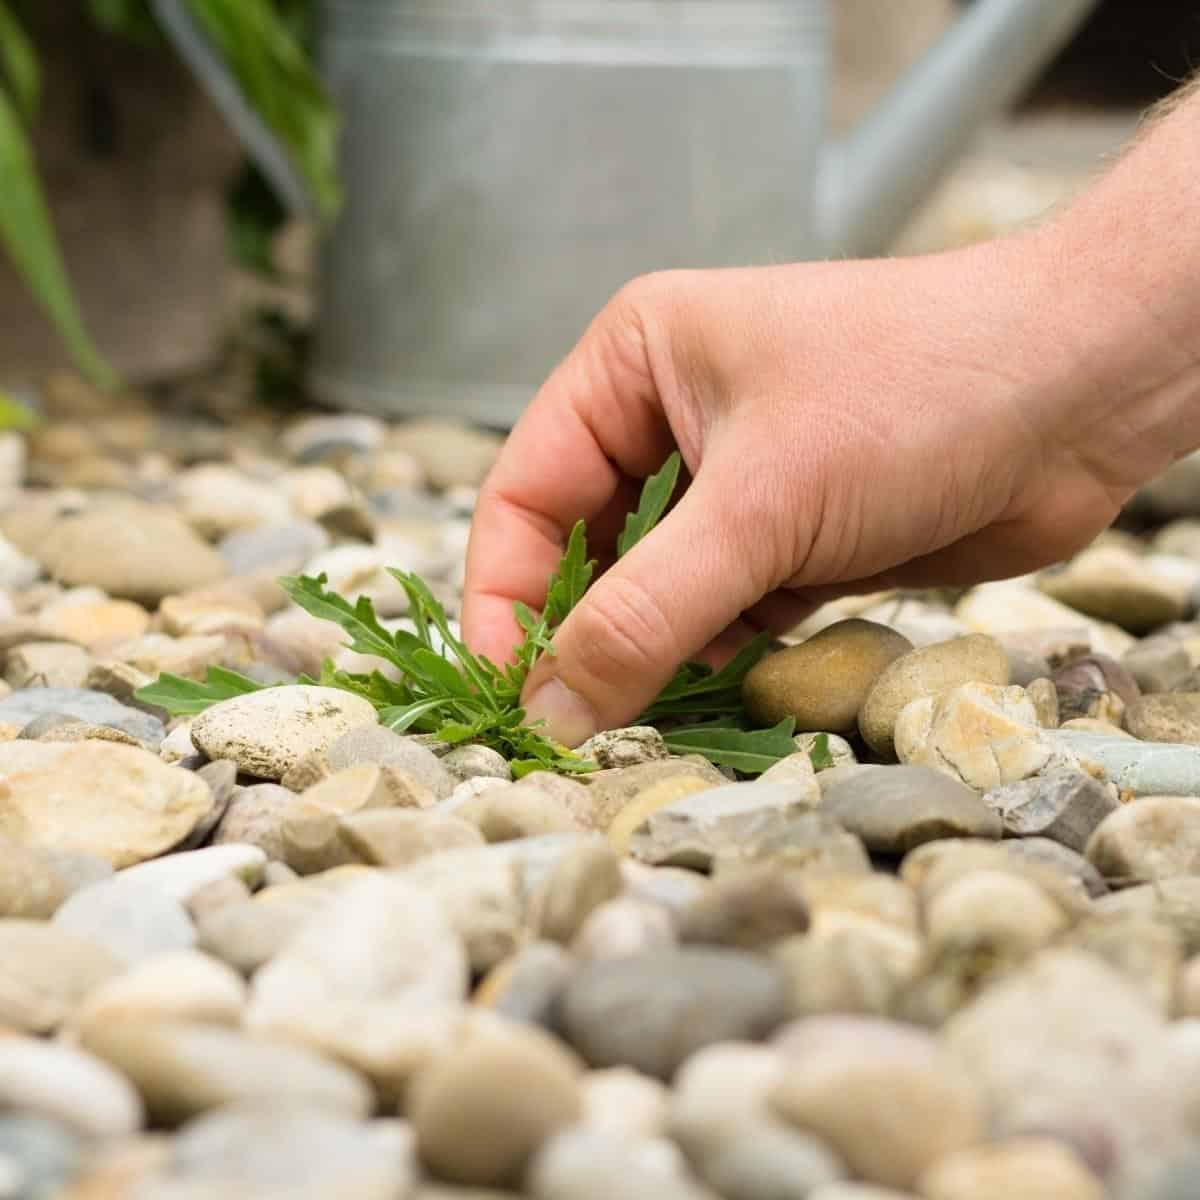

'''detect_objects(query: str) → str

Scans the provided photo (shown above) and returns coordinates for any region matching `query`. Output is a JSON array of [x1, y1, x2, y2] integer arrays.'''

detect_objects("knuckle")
[[566, 575, 681, 696]]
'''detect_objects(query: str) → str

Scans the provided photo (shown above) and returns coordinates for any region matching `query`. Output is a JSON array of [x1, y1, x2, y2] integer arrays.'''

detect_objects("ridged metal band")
[[320, 0, 829, 65]]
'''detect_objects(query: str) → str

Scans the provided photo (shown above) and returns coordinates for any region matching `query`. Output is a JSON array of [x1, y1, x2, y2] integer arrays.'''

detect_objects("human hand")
[[461, 230, 1198, 746]]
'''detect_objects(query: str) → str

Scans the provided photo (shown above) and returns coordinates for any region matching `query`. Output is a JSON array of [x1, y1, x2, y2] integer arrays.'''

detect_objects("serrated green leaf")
[[617, 451, 682, 557], [410, 648, 472, 698], [133, 667, 266, 715], [279, 575, 402, 667], [661, 718, 796, 775], [0, 87, 115, 389], [0, 1, 39, 122], [543, 521, 594, 630]]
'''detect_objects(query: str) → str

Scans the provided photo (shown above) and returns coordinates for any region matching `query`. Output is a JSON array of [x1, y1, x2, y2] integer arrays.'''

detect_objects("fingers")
[[461, 280, 680, 665], [520, 466, 774, 745]]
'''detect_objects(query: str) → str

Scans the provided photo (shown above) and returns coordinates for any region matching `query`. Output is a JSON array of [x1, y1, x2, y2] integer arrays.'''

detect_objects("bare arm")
[[462, 80, 1200, 746]]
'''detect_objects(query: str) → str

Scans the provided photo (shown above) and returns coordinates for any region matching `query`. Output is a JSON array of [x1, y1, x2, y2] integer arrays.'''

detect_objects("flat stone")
[[116, 844, 267, 901], [1085, 795, 1200, 883], [0, 688, 163, 744], [1052, 729, 1200, 795], [73, 949, 247, 1032], [770, 1017, 985, 1189], [0, 919, 121, 1032], [1123, 635, 1193, 694], [218, 518, 331, 576], [36, 502, 227, 604], [0, 741, 214, 867], [534, 842, 624, 945], [561, 948, 788, 1079], [982, 769, 1120, 851], [1128, 693, 1200, 744], [190, 686, 377, 780], [577, 726, 668, 768], [570, 896, 677, 963], [0, 837, 69, 918], [711, 811, 871, 879], [441, 743, 512, 783], [999, 837, 1109, 898], [386, 419, 502, 489], [677, 864, 810, 951], [412, 1022, 583, 1187], [526, 1129, 710, 1200], [1039, 547, 1188, 634], [581, 760, 726, 833], [0, 1036, 142, 1139], [694, 1121, 847, 1200], [4, 641, 91, 690], [821, 765, 1001, 854], [338, 807, 484, 866], [79, 1020, 373, 1126], [743, 619, 912, 733], [917, 1138, 1104, 1200], [859, 634, 1010, 760], [52, 877, 196, 966], [323, 722, 456, 798], [475, 940, 574, 1028]]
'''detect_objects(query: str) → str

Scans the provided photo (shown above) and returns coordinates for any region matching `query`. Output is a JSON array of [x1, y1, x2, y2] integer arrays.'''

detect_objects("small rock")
[[1024, 676, 1059, 727], [1064, 915, 1182, 1017], [73, 949, 247, 1032], [40, 598, 151, 650], [387, 419, 502, 490], [711, 811, 871, 879], [172, 463, 293, 538], [457, 786, 586, 842], [1039, 547, 1188, 633], [441, 743, 512, 783], [583, 760, 726, 833], [580, 1067, 669, 1139], [36, 502, 227, 604], [1052, 652, 1141, 706], [757, 751, 822, 805], [743, 619, 912, 733], [677, 865, 810, 950], [0, 838, 69, 918], [770, 1017, 985, 1189], [1094, 877, 1200, 954], [339, 807, 485, 866], [4, 641, 91, 690], [79, 1020, 372, 1126], [159, 1103, 415, 1200], [1085, 795, 1200, 883], [999, 837, 1109, 898], [0, 687, 163, 744], [0, 741, 214, 867], [570, 896, 678, 962], [895, 682, 1071, 790], [820, 765, 1001, 854], [527, 1129, 707, 1200], [577, 726, 668, 768], [561, 948, 788, 1079], [924, 869, 1069, 958], [793, 731, 857, 770], [190, 686, 377, 780], [535, 842, 624, 944], [218, 519, 330, 577], [213, 783, 298, 861], [607, 776, 725, 854], [1054, 728, 1200, 795], [982, 769, 1120, 851], [0, 1116, 81, 1200], [1127, 693, 1200, 744], [159, 587, 264, 638], [116, 844, 267, 901], [693, 1121, 847, 1200], [0, 1037, 142, 1139], [0, 919, 120, 1031], [323, 722, 456, 799], [917, 1137, 1104, 1200], [1123, 635, 1193, 694], [858, 634, 1010, 760], [412, 1022, 583, 1187], [52, 878, 196, 966], [475, 940, 575, 1027], [195, 897, 311, 975]]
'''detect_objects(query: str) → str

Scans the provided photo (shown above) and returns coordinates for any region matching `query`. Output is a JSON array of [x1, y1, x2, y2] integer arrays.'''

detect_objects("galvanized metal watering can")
[[161, 0, 1097, 427]]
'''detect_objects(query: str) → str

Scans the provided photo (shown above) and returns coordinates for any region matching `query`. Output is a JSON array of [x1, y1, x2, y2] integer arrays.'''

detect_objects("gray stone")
[[982, 769, 1119, 851], [561, 948, 788, 1079], [116, 844, 267, 901], [710, 812, 871, 879], [53, 878, 196, 966], [694, 1122, 846, 1200], [162, 1103, 415, 1200], [677, 865, 810, 951], [535, 842, 624, 945], [0, 687, 164, 744], [821, 765, 1001, 855], [442, 743, 512, 784], [0, 1116, 81, 1200], [326, 723, 455, 799], [0, 839, 68, 919], [998, 837, 1108, 898], [577, 726, 668, 768], [218, 518, 331, 576], [1051, 730, 1200, 795], [527, 1129, 712, 1200], [1123, 636, 1193, 694], [1149, 1149, 1200, 1200], [483, 941, 575, 1028], [214, 783, 298, 861]]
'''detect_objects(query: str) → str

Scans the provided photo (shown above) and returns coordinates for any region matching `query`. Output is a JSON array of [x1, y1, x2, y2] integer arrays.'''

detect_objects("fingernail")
[[522, 677, 598, 748]]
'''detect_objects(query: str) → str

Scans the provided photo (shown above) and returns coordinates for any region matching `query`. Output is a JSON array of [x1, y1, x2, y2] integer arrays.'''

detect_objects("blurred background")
[[0, 0, 1197, 428]]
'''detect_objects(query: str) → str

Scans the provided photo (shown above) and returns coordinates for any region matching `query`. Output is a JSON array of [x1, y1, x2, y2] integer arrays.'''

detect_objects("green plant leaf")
[[807, 732, 834, 771], [543, 521, 594, 630], [0, 1, 39, 122], [133, 667, 266, 716], [181, 0, 340, 218], [0, 88, 116, 389], [89, 0, 162, 42], [0, 389, 36, 432], [278, 575, 403, 668], [660, 718, 796, 775], [617, 451, 682, 557]]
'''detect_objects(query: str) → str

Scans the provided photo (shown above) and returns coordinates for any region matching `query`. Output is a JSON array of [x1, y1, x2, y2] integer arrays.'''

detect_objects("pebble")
[[4, 640, 91, 689], [0, 741, 214, 867], [1123, 634, 1193, 693], [582, 759, 726, 833], [534, 842, 624, 944], [442, 743, 512, 783], [476, 940, 574, 1028], [858, 634, 1010, 760], [412, 1022, 584, 1187], [190, 685, 377, 780], [52, 878, 196, 966], [982, 768, 1119, 851], [323, 722, 456, 798], [1052, 729, 1200, 795], [560, 948, 789, 1079], [1095, 876, 1200, 954], [1024, 675, 1059, 727], [218, 518, 330, 576], [457, 785, 587, 842], [577, 726, 668, 768], [1052, 652, 1141, 705], [0, 1037, 143, 1139], [115, 844, 267, 901], [757, 751, 822, 803], [36, 502, 227, 603], [79, 1020, 373, 1127], [693, 1122, 847, 1200], [0, 838, 69, 918], [212, 783, 298, 860], [793, 731, 857, 769], [820, 765, 1001, 854], [72, 949, 247, 1032], [339, 806, 484, 866], [770, 1017, 985, 1189], [742, 619, 912, 733], [1127, 693, 1200, 743], [1085, 795, 1200, 883], [924, 869, 1069, 957], [158, 1104, 415, 1200], [710, 810, 871, 879], [387, 419, 502, 489], [580, 1067, 669, 1139], [0, 687, 163, 744], [570, 895, 678, 962], [917, 1138, 1104, 1200], [526, 1129, 708, 1200], [195, 895, 312, 975], [0, 1116, 82, 1200], [676, 864, 810, 951], [1039, 546, 1189, 633], [0, 919, 121, 1031], [1065, 914, 1182, 1017]]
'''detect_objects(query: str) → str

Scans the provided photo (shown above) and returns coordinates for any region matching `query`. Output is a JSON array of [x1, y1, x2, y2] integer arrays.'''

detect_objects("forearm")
[[1022, 75, 1200, 489]]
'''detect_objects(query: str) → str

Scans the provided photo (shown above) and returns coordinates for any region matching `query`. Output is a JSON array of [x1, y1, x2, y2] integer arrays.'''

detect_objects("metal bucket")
[[310, 0, 832, 426]]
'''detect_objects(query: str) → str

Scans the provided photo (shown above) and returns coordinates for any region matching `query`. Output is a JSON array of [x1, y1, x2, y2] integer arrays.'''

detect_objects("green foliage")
[[0, 1, 38, 121], [0, 389, 37, 431], [808, 732, 834, 771], [138, 453, 797, 776]]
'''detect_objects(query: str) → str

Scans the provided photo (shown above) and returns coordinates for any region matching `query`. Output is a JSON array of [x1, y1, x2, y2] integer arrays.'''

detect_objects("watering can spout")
[[818, 0, 1098, 260]]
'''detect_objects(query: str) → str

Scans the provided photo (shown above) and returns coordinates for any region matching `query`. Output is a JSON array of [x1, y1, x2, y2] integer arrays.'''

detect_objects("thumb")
[[519, 470, 770, 746]]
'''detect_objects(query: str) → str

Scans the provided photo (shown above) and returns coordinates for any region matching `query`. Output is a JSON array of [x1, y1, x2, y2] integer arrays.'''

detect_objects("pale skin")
[[462, 79, 1200, 748]]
